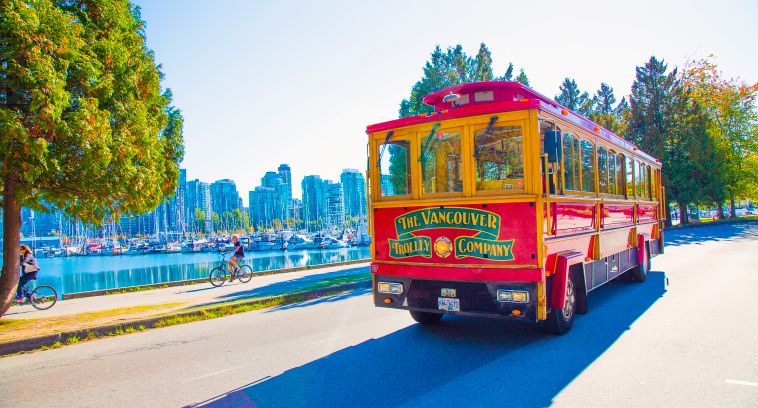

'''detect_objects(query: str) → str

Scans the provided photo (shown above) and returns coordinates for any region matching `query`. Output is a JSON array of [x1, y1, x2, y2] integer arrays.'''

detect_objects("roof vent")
[[442, 93, 461, 106]]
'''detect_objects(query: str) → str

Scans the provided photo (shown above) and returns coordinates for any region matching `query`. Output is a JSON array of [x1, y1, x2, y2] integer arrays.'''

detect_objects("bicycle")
[[209, 251, 253, 287], [15, 283, 58, 310]]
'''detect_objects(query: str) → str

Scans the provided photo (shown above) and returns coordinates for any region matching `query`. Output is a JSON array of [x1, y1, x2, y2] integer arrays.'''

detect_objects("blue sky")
[[134, 0, 757, 203]]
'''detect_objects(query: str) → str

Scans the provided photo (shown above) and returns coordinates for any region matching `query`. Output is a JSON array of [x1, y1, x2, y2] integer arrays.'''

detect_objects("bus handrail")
[[543, 154, 552, 236]]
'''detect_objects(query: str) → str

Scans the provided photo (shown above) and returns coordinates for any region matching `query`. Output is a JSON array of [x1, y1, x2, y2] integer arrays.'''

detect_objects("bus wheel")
[[544, 272, 576, 335], [409, 310, 443, 325], [630, 243, 650, 283]]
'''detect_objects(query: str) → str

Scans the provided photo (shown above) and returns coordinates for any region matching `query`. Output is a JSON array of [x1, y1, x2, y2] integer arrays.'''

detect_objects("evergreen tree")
[[626, 56, 680, 223], [398, 44, 525, 117], [515, 69, 530, 87], [498, 63, 515, 81], [472, 43, 493, 81], [556, 78, 582, 110], [0, 0, 183, 315], [577, 91, 594, 117], [590, 83, 621, 131]]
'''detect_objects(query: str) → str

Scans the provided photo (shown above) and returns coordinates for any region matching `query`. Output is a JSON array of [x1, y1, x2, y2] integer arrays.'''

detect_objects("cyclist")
[[228, 234, 245, 274], [15, 245, 41, 301]]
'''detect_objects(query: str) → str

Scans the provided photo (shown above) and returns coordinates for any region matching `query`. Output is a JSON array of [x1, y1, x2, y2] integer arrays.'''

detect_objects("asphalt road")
[[1, 222, 757, 407]]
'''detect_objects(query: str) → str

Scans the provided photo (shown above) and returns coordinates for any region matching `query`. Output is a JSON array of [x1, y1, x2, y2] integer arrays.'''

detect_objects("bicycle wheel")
[[30, 285, 58, 310], [236, 265, 253, 283], [209, 266, 229, 287]]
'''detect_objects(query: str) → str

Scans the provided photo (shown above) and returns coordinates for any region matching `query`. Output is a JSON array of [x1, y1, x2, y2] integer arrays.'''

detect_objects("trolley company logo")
[[388, 207, 515, 261]]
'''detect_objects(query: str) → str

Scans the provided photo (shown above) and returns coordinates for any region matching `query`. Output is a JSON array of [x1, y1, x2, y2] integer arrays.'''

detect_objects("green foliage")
[[398, 43, 527, 118], [555, 78, 583, 110], [0, 0, 184, 221], [515, 69, 530, 87]]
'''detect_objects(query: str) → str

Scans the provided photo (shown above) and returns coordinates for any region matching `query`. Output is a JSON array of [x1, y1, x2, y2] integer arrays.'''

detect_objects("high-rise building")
[[248, 164, 293, 226], [186, 179, 212, 232], [210, 179, 240, 216], [249, 186, 278, 228], [277, 164, 293, 219], [301, 175, 327, 228], [340, 169, 367, 219], [325, 181, 344, 228]]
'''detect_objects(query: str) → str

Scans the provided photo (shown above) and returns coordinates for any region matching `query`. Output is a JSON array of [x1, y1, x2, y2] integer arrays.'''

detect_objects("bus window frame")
[[417, 125, 468, 199], [471, 118, 529, 196], [597, 144, 610, 196], [371, 129, 417, 202]]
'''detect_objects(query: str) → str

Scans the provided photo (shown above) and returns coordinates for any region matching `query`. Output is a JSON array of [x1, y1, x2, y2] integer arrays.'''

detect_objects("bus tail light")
[[497, 289, 529, 303], [378, 282, 403, 294]]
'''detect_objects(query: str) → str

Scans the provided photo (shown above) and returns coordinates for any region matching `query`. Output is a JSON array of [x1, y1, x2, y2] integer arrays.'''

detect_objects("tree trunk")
[[664, 199, 673, 228], [730, 195, 736, 218], [678, 202, 689, 225], [716, 202, 724, 220], [0, 177, 22, 317]]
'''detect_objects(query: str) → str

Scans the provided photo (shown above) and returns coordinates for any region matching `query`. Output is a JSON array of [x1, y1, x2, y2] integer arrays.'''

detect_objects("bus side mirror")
[[544, 130, 561, 163]]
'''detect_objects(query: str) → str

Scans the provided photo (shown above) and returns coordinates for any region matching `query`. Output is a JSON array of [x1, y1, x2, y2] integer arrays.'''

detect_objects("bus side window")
[[608, 150, 617, 196], [580, 139, 595, 193], [378, 140, 411, 197], [616, 154, 625, 198], [636, 160, 644, 198], [626, 156, 635, 199], [562, 133, 579, 191], [598, 146, 609, 194], [646, 164, 653, 200]]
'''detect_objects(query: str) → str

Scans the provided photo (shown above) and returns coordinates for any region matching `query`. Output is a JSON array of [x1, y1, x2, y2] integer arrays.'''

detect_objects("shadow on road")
[[666, 221, 758, 247], [182, 267, 370, 310], [265, 287, 373, 312], [187, 272, 667, 408]]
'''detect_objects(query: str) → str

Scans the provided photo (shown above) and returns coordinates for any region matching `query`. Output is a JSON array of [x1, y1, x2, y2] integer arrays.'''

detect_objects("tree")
[[682, 56, 758, 215], [590, 83, 621, 132], [398, 44, 523, 118], [555, 78, 583, 110], [0, 0, 184, 316], [497, 63, 514, 82], [515, 69, 530, 87]]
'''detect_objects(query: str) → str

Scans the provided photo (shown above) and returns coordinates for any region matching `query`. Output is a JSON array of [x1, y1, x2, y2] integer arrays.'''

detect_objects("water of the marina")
[[34, 247, 370, 295]]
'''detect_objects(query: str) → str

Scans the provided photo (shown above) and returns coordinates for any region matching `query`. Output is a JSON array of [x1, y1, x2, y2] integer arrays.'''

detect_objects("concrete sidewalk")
[[5, 262, 370, 321]]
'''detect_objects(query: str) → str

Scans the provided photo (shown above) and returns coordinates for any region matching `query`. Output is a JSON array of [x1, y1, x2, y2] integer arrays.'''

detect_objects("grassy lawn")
[[0, 302, 187, 343]]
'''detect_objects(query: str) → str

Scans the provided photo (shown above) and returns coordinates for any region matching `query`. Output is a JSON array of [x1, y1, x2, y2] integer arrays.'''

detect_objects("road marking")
[[725, 379, 758, 387], [190, 365, 244, 381]]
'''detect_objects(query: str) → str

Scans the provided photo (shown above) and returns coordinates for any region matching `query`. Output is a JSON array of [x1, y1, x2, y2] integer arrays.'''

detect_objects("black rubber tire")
[[630, 243, 650, 283], [30, 285, 58, 310], [409, 310, 443, 325], [237, 265, 253, 283], [209, 266, 228, 287], [544, 272, 576, 335]]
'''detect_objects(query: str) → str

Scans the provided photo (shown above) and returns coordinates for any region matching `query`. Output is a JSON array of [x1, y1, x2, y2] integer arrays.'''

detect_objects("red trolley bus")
[[366, 81, 664, 334]]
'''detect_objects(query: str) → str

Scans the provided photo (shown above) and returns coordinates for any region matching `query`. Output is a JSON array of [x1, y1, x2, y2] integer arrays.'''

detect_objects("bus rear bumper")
[[373, 274, 538, 321]]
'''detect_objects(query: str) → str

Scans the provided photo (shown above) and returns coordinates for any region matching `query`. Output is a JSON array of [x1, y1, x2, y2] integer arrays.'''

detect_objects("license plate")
[[438, 297, 460, 312]]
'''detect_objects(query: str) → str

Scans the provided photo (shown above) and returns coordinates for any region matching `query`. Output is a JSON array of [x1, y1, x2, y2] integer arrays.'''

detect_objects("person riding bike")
[[228, 234, 244, 274], [15, 245, 41, 301]]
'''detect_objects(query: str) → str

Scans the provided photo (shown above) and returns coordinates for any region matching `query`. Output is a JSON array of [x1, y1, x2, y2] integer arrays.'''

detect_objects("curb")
[[61, 259, 370, 300], [1, 280, 372, 357], [666, 218, 758, 232]]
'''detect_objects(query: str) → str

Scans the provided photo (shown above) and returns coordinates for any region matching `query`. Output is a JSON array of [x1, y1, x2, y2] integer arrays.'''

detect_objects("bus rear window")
[[378, 140, 411, 197], [474, 125, 524, 191]]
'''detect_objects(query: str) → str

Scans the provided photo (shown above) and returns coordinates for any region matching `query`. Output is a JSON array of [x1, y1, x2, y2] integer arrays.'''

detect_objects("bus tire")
[[630, 243, 650, 283], [544, 271, 576, 335], [409, 310, 443, 325]]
